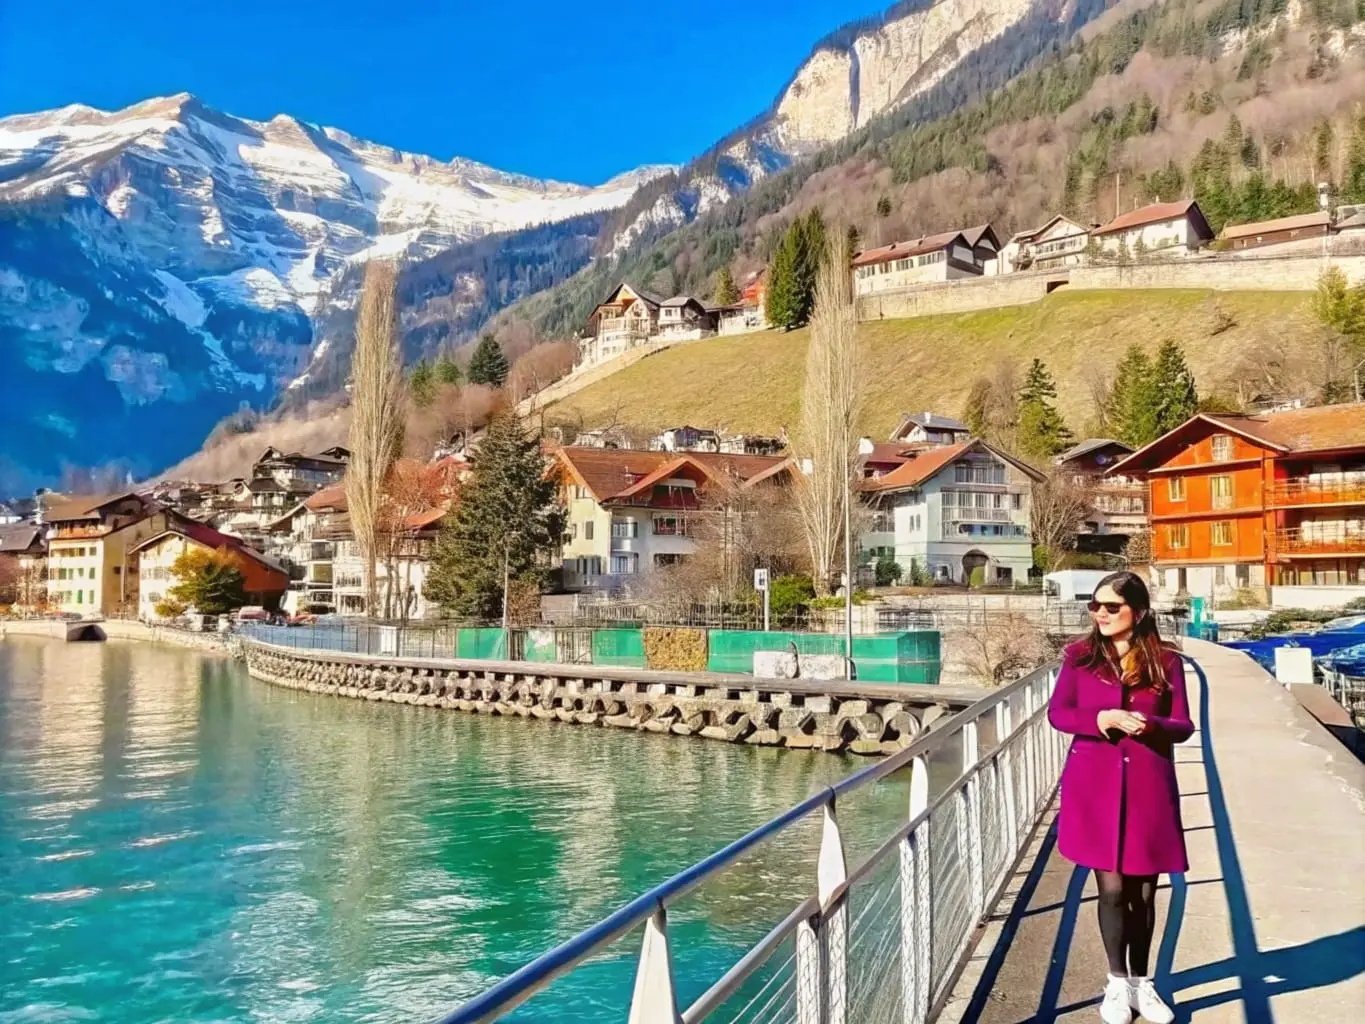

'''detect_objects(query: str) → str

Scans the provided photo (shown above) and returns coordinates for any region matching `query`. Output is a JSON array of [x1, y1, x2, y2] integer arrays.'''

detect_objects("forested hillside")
[[496, 0, 1365, 341]]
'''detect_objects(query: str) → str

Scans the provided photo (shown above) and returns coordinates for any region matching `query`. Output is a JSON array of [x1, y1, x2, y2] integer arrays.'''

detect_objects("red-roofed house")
[[859, 439, 1043, 585], [1110, 403, 1365, 607], [552, 446, 795, 592], [132, 522, 288, 619], [1092, 199, 1213, 258], [851, 226, 998, 297]]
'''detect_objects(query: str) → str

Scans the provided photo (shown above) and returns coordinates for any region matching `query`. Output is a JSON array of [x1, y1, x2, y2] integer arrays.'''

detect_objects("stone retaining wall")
[[240, 640, 977, 755]]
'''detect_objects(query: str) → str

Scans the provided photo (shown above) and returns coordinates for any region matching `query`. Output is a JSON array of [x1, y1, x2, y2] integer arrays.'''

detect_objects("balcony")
[[306, 563, 334, 585], [943, 507, 1014, 524], [1272, 479, 1365, 508], [1274, 530, 1365, 557], [596, 317, 653, 340]]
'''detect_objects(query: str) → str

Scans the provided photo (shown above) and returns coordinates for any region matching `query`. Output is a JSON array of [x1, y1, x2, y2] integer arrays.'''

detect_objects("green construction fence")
[[706, 629, 940, 684]]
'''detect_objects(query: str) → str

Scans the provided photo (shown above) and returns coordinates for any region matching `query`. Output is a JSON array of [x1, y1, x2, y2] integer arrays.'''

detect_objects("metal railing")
[[1271, 479, 1365, 507], [1275, 530, 1365, 555], [437, 663, 1066, 1023]]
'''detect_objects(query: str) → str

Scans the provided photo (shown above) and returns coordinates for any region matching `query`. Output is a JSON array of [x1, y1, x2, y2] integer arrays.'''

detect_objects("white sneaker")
[[1129, 977, 1174, 1023], [1100, 975, 1133, 1024]]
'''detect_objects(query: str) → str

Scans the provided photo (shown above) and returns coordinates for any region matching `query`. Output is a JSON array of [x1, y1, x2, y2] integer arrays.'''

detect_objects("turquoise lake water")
[[0, 638, 917, 1022]]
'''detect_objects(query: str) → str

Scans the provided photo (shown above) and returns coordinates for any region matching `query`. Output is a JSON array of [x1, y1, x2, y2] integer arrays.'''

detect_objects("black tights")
[[1095, 870, 1158, 977]]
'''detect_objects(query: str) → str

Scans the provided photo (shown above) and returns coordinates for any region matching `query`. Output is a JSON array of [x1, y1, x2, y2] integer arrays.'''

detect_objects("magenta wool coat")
[[1048, 643, 1194, 875]]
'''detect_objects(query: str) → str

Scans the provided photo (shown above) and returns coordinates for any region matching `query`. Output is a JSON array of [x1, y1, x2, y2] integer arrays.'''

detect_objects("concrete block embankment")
[[240, 639, 983, 755]]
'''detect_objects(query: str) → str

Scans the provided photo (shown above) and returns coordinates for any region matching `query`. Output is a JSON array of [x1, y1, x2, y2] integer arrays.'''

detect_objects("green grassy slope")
[[548, 290, 1319, 437]]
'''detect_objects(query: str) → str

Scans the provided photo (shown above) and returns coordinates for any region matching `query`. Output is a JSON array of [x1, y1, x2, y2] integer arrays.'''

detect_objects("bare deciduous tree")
[[956, 613, 1053, 686], [347, 261, 406, 616], [793, 229, 861, 596], [1030, 468, 1095, 572]]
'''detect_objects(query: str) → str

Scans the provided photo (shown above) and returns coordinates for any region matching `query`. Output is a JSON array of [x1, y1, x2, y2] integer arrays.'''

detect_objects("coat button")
[[1123, 756, 1131, 763]]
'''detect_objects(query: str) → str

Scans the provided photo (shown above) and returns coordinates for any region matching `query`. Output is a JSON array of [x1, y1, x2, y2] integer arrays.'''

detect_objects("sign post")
[[754, 568, 770, 632]]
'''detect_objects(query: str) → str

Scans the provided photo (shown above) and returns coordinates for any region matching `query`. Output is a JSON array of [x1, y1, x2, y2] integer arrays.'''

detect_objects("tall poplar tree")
[[424, 413, 564, 619]]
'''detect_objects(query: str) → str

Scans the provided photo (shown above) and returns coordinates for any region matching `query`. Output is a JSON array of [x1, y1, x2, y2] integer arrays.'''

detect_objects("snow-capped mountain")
[[0, 93, 669, 489]]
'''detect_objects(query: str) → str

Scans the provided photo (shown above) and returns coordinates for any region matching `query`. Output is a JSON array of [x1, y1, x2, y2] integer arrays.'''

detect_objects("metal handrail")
[[436, 662, 1063, 1023]]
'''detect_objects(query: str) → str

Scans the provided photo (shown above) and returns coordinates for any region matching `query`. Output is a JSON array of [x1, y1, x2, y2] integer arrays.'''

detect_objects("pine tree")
[[424, 413, 565, 619], [1344, 108, 1365, 204], [1107, 344, 1158, 447], [434, 353, 463, 386], [467, 334, 509, 387], [765, 232, 798, 330], [1150, 340, 1199, 437], [1016, 358, 1073, 458], [714, 266, 740, 305], [409, 359, 435, 408]]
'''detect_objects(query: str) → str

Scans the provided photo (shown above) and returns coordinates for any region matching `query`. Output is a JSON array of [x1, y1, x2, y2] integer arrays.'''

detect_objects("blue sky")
[[0, 0, 888, 184]]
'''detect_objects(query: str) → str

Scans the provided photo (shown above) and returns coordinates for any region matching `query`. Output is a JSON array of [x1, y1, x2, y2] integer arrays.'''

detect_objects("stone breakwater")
[[239, 640, 982, 755]]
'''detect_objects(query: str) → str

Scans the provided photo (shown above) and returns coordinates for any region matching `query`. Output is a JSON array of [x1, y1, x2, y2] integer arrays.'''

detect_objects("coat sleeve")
[[1048, 657, 1103, 737], [1144, 655, 1195, 743]]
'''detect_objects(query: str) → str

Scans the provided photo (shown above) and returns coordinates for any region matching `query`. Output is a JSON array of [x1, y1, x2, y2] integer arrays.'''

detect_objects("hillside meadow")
[[546, 289, 1323, 439]]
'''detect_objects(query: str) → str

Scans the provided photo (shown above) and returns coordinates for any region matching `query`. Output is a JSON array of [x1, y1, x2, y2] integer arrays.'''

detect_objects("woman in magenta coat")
[[1048, 571, 1192, 1024]]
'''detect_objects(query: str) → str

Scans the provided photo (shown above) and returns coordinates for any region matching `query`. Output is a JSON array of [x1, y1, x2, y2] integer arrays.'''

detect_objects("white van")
[[1043, 570, 1111, 604]]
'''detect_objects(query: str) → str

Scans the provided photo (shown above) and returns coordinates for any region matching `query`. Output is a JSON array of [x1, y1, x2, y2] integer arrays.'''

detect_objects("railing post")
[[627, 905, 683, 1024], [818, 801, 848, 1024], [996, 700, 1018, 853], [796, 910, 824, 1024], [962, 720, 985, 919], [899, 756, 931, 1024], [1022, 683, 1039, 817]]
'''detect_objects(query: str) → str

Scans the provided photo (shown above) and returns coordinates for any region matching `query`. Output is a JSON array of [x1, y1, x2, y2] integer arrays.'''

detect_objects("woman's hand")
[[1097, 709, 1147, 735]]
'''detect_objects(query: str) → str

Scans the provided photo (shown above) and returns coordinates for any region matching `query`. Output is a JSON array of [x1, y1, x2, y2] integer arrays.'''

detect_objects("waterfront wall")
[[238, 639, 979, 755], [0, 618, 228, 652]]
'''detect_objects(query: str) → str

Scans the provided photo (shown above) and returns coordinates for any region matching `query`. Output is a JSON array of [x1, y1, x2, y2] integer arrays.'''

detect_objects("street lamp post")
[[843, 468, 855, 680]]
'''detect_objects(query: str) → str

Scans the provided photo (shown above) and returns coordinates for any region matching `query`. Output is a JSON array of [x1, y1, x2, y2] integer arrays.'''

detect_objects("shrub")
[[154, 598, 187, 619], [874, 553, 903, 587], [769, 574, 815, 618], [969, 566, 986, 588], [643, 626, 709, 671]]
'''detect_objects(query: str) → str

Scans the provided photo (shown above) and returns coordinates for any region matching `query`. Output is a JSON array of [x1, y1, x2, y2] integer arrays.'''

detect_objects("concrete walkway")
[[943, 639, 1365, 1023]]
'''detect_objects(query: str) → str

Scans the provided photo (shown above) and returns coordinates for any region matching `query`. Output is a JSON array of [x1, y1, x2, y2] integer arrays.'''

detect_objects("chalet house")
[[1110, 403, 1365, 608], [717, 270, 771, 335], [1091, 199, 1213, 258], [573, 426, 635, 450], [1000, 215, 1093, 272], [553, 447, 794, 593], [1335, 205, 1365, 246], [718, 434, 786, 456], [962, 224, 1003, 274], [577, 283, 663, 368], [252, 446, 349, 491], [133, 521, 287, 620], [0, 524, 47, 610], [657, 296, 717, 340], [860, 439, 1042, 586], [890, 412, 972, 447], [43, 493, 173, 616], [1055, 439, 1147, 555], [1219, 212, 1331, 255], [852, 227, 995, 296]]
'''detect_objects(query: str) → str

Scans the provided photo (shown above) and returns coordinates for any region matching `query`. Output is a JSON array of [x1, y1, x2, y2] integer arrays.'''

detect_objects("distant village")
[[574, 195, 1365, 370], [2, 394, 1362, 622]]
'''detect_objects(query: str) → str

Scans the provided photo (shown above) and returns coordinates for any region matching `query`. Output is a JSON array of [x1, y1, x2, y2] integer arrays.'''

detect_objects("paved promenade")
[[943, 638, 1365, 1023]]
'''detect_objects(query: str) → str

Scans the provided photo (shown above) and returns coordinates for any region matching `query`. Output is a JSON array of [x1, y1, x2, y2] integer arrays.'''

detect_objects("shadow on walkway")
[[960, 659, 1365, 1023]]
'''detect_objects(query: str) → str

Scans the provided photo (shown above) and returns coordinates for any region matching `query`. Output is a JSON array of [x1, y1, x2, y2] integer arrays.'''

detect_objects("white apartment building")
[[861, 440, 1042, 585], [852, 229, 991, 296]]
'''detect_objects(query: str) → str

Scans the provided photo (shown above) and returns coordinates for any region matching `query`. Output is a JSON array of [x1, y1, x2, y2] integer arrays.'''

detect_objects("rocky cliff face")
[[0, 94, 667, 490], [764, 0, 1036, 150]]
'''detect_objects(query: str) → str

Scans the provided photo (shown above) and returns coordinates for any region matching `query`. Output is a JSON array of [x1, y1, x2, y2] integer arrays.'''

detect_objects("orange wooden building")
[[1111, 404, 1365, 606]]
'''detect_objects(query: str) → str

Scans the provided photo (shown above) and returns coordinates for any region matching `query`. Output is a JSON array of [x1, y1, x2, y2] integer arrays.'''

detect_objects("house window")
[[1215, 565, 1227, 586], [611, 520, 638, 539], [653, 516, 689, 536], [76, 591, 83, 605], [1236, 563, 1250, 587], [654, 553, 684, 567], [1211, 521, 1234, 546], [1211, 435, 1233, 462], [584, 521, 594, 541], [1168, 524, 1190, 549], [610, 554, 638, 575], [1012, 494, 1023, 510], [1211, 475, 1234, 510], [1168, 477, 1186, 502]]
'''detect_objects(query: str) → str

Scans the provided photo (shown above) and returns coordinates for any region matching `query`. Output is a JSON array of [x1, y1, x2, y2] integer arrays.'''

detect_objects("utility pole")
[[843, 468, 855, 680], [1114, 171, 1121, 221]]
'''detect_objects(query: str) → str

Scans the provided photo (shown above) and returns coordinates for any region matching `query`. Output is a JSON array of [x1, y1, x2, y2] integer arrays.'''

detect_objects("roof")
[[1010, 214, 1093, 244], [130, 521, 288, 577], [896, 411, 969, 435], [1337, 207, 1365, 230], [960, 224, 1001, 251], [304, 484, 348, 512], [660, 295, 704, 308], [554, 447, 791, 502], [1111, 403, 1365, 474], [0, 524, 43, 554], [1093, 199, 1212, 239], [41, 492, 148, 523], [1220, 212, 1331, 240], [852, 231, 964, 268], [862, 439, 1045, 493], [861, 442, 920, 465], [596, 281, 664, 310], [1056, 438, 1134, 463]]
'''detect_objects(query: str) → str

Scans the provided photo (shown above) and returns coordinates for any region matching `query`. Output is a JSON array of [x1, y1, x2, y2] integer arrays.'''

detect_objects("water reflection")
[[0, 638, 922, 1022]]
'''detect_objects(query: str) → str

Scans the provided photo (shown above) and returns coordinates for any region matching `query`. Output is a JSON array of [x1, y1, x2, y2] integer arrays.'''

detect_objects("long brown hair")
[[1075, 571, 1173, 692]]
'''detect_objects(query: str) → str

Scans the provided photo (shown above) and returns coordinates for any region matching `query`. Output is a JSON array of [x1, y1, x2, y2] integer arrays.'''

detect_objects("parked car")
[[235, 606, 269, 622]]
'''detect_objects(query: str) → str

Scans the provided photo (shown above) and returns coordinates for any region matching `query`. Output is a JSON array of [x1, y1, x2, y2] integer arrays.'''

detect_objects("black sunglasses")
[[1087, 600, 1127, 614]]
